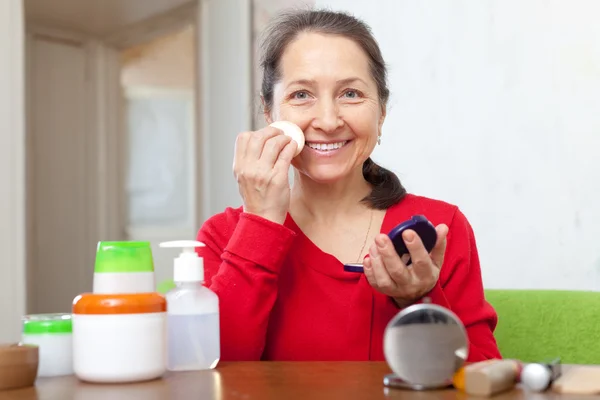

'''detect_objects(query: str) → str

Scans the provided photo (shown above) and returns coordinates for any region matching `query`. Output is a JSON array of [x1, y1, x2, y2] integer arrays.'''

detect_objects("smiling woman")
[[195, 8, 501, 363]]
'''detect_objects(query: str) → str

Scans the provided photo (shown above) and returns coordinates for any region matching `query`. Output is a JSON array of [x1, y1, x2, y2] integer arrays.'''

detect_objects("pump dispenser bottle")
[[159, 240, 220, 371]]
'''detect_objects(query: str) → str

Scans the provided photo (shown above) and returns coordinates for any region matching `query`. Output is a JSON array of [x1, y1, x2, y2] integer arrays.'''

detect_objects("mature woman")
[[197, 9, 501, 362]]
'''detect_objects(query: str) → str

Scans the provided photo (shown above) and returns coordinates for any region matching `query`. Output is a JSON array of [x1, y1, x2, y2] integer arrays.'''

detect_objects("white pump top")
[[159, 240, 206, 283]]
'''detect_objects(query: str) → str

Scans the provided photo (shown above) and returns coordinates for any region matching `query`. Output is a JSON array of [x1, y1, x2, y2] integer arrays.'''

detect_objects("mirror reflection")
[[384, 304, 468, 388]]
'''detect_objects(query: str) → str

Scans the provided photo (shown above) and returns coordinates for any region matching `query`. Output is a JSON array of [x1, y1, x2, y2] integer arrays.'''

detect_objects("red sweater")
[[196, 193, 501, 362]]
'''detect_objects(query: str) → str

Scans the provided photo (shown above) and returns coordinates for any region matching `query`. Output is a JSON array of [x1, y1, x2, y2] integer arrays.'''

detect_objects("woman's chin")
[[299, 166, 352, 185]]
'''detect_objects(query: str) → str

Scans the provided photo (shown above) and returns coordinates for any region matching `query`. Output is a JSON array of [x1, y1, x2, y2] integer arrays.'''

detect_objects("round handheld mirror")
[[383, 298, 468, 390]]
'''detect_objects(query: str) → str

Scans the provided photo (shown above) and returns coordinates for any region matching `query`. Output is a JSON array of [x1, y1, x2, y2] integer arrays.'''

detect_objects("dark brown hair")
[[259, 8, 406, 209]]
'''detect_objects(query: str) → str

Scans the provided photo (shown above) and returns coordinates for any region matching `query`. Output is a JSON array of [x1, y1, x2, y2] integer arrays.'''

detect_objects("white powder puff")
[[269, 121, 305, 157]]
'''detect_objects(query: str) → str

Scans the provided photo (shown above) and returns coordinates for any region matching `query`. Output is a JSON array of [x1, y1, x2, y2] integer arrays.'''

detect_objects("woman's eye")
[[293, 91, 309, 100], [343, 90, 360, 99]]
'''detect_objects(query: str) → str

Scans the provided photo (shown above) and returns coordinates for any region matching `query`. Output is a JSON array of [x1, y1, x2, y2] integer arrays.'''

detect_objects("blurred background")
[[1, 0, 599, 342]]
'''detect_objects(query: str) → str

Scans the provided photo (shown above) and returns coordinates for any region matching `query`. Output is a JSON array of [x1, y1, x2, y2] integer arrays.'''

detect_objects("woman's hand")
[[363, 224, 449, 308], [233, 126, 298, 225]]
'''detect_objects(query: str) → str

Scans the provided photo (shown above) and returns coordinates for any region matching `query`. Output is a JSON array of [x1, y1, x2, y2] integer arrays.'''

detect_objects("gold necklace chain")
[[356, 209, 374, 263]]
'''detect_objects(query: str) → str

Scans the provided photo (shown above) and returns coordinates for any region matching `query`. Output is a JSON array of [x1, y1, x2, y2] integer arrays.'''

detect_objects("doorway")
[[119, 24, 199, 287], [2, 0, 252, 343], [24, 1, 200, 314]]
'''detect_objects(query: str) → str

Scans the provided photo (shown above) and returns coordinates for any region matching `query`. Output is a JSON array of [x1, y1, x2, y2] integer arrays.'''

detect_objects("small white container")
[[93, 241, 155, 294], [21, 313, 73, 377], [72, 293, 167, 383]]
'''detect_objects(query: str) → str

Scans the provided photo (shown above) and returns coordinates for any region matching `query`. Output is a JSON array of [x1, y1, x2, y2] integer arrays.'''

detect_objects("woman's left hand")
[[363, 224, 449, 308]]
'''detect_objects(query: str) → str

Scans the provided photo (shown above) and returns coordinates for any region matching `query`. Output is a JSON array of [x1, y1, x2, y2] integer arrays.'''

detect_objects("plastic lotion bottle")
[[160, 240, 220, 371]]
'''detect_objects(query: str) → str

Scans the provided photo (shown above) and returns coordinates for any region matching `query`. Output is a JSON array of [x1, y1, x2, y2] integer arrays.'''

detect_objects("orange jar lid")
[[72, 293, 166, 315]]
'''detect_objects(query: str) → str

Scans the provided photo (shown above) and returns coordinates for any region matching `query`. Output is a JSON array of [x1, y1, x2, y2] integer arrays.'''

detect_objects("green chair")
[[485, 289, 600, 364]]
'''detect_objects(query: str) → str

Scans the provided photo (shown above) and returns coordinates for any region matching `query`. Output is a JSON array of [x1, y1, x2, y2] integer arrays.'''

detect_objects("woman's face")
[[267, 32, 385, 184]]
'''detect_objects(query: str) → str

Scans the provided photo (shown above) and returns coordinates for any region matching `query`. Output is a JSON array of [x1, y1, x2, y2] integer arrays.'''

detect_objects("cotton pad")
[[269, 121, 305, 157]]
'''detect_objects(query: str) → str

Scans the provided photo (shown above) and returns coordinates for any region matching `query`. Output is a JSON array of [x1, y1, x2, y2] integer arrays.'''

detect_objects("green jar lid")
[[95, 241, 154, 273], [22, 313, 72, 334], [157, 279, 176, 294]]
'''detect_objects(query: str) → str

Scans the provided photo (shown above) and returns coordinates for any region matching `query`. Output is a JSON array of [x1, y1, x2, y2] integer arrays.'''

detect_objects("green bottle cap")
[[95, 241, 154, 273], [22, 313, 72, 334]]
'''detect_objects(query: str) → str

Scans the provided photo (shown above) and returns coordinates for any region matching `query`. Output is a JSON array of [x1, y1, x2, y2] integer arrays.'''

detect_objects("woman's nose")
[[311, 99, 343, 133]]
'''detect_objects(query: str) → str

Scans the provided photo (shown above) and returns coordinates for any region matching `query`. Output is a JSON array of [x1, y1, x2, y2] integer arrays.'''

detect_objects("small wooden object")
[[551, 366, 600, 395], [462, 359, 521, 397], [0, 343, 39, 391]]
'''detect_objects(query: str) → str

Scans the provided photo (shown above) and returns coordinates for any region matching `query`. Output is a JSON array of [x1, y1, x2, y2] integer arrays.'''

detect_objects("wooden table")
[[0, 362, 594, 400]]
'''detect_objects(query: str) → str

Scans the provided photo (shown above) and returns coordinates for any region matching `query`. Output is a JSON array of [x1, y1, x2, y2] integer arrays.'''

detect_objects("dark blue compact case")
[[343, 215, 437, 273]]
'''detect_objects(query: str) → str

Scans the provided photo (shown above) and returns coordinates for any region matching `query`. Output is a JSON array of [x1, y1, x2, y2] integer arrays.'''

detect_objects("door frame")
[[0, 0, 26, 343]]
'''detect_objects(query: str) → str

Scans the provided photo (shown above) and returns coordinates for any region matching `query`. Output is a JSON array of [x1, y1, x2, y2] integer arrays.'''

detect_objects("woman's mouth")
[[306, 140, 349, 152]]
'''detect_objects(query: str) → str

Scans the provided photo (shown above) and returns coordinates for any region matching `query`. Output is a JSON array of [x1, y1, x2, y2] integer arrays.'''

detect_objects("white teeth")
[[307, 141, 347, 151]]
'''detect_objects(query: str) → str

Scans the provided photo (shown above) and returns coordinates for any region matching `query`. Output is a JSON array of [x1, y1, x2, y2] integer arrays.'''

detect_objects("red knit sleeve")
[[196, 210, 296, 361], [426, 208, 502, 362]]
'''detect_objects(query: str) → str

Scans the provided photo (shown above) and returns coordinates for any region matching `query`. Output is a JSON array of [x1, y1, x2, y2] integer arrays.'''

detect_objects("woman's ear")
[[261, 94, 273, 125], [264, 111, 273, 125], [378, 105, 387, 134]]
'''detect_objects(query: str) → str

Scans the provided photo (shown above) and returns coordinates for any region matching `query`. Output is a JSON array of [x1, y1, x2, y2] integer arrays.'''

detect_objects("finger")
[[367, 242, 396, 292], [401, 254, 411, 265], [233, 131, 251, 176], [259, 134, 292, 167], [272, 140, 297, 175], [402, 229, 430, 264], [402, 229, 437, 280], [374, 234, 409, 283], [430, 224, 449, 267], [245, 127, 281, 160], [363, 256, 378, 287]]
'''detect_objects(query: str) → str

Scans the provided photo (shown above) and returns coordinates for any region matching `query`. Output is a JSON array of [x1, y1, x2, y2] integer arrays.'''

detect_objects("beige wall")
[[120, 24, 195, 89]]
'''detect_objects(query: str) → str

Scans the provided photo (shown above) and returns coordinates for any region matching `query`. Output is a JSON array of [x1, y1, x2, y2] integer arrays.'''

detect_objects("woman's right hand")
[[233, 126, 298, 225]]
